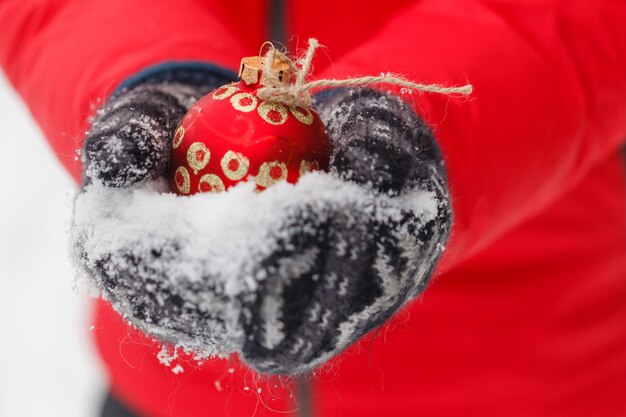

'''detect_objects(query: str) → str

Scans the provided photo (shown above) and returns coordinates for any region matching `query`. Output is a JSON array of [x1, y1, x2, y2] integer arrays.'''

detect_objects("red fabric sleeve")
[[0, 0, 268, 182], [313, 0, 626, 271]]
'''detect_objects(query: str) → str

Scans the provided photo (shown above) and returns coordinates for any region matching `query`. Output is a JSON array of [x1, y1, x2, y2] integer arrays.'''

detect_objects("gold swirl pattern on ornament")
[[187, 142, 210, 174], [172, 126, 185, 149], [198, 174, 225, 193], [174, 166, 191, 194], [255, 161, 287, 188], [257, 101, 288, 125], [290, 106, 314, 125], [230, 93, 258, 112], [299, 160, 319, 176], [212, 84, 237, 100], [221, 150, 250, 181]]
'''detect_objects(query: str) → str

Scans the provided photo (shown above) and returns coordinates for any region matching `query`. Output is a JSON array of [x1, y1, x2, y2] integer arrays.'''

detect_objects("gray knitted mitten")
[[83, 82, 214, 187], [77, 77, 451, 375], [236, 89, 451, 373]]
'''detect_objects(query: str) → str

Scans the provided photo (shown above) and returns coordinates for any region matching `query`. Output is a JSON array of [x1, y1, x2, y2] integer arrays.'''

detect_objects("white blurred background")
[[0, 71, 105, 416]]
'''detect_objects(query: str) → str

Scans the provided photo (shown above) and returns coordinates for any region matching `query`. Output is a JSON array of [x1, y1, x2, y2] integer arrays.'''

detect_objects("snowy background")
[[0, 71, 105, 416]]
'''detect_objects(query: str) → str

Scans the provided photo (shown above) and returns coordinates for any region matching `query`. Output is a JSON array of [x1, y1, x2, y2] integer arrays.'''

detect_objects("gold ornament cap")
[[239, 55, 291, 86]]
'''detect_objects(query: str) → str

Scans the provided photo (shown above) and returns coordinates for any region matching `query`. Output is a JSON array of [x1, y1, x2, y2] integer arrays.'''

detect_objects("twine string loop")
[[256, 38, 472, 108]]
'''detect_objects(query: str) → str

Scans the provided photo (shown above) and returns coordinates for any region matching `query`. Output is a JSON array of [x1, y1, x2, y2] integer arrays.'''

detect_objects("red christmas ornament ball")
[[169, 59, 330, 196]]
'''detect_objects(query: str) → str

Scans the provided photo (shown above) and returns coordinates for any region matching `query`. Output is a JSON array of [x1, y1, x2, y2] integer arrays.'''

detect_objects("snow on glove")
[[72, 85, 452, 375]]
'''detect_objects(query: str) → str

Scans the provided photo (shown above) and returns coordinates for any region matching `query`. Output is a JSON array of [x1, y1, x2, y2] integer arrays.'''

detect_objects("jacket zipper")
[[269, 0, 287, 46], [268, 2, 312, 416]]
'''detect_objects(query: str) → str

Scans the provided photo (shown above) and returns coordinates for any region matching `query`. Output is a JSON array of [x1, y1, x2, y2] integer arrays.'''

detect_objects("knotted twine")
[[256, 38, 473, 108]]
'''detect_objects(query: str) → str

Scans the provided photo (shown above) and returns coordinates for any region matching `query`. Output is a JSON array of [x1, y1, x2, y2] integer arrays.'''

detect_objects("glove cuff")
[[112, 61, 237, 98]]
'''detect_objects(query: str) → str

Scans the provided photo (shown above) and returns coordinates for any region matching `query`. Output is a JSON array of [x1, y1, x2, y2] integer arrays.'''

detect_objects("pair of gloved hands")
[[75, 67, 452, 375]]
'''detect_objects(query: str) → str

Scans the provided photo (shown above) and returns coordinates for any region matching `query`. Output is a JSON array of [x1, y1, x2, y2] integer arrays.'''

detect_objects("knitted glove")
[[77, 67, 238, 353], [75, 76, 451, 374], [237, 89, 451, 373], [82, 68, 233, 187]]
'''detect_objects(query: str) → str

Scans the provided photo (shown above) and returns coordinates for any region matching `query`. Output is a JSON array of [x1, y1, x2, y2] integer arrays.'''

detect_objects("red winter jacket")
[[1, 1, 625, 416]]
